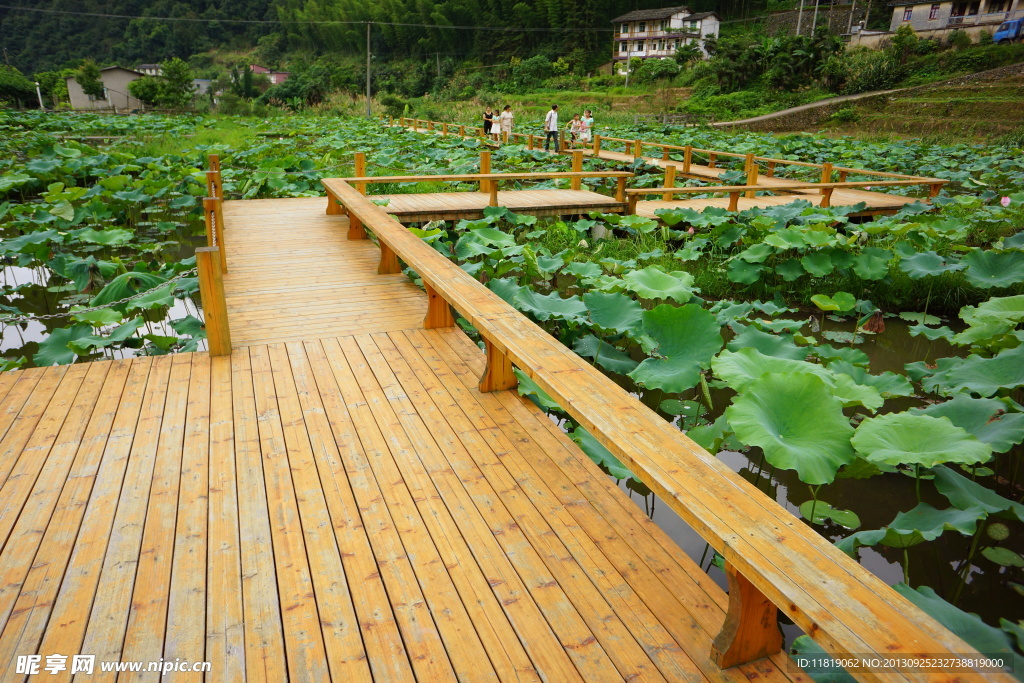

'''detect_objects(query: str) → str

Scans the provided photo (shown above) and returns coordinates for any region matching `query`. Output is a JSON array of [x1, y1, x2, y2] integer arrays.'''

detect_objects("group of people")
[[482, 104, 594, 152]]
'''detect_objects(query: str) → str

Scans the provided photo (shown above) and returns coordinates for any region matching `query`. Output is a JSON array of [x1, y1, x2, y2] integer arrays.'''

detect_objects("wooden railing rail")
[[626, 179, 948, 212], [324, 177, 1004, 681], [197, 155, 231, 356]]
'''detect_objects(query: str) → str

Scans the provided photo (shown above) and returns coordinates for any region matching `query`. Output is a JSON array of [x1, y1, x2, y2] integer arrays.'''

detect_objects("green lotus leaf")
[[1002, 620, 1024, 652], [894, 584, 1024, 673], [810, 292, 855, 312], [764, 227, 806, 249], [929, 344, 1024, 397], [0, 171, 32, 193], [800, 251, 834, 277], [982, 547, 1024, 567], [571, 426, 636, 482], [828, 360, 915, 398], [898, 312, 942, 325], [908, 324, 955, 342], [727, 325, 807, 360], [914, 395, 1024, 453], [70, 307, 123, 326], [33, 323, 94, 366], [799, 500, 860, 529], [67, 317, 146, 353], [170, 315, 206, 338], [583, 291, 643, 336], [774, 258, 805, 281], [962, 249, 1024, 289], [515, 289, 588, 324], [89, 271, 168, 308], [789, 636, 857, 683], [738, 243, 773, 263], [933, 465, 1024, 521], [898, 250, 965, 279], [573, 335, 639, 375], [659, 399, 705, 418], [564, 261, 602, 279], [960, 294, 1024, 328], [618, 214, 658, 233], [621, 266, 696, 303], [725, 371, 855, 485], [852, 413, 991, 468], [726, 259, 764, 285], [513, 368, 561, 411], [888, 502, 985, 540], [628, 304, 723, 393], [852, 247, 892, 280]]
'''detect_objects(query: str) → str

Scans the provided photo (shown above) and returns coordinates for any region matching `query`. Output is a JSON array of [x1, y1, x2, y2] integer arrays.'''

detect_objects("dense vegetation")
[[2, 111, 1024, 672]]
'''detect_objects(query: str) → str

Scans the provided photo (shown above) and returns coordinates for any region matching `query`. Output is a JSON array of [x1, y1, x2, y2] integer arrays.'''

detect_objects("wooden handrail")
[[324, 177, 1007, 681], [625, 179, 948, 195], [340, 171, 633, 183]]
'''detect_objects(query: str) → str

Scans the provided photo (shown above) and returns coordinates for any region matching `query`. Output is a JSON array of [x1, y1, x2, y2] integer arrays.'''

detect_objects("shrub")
[[633, 58, 682, 83], [978, 30, 994, 45], [841, 48, 907, 94], [379, 93, 409, 118], [949, 29, 973, 50], [830, 106, 860, 123]]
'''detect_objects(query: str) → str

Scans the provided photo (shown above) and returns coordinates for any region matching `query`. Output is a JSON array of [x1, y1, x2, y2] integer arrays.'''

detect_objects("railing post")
[[441, 122, 448, 136], [423, 283, 455, 329], [479, 339, 516, 392], [839, 170, 849, 183], [378, 243, 401, 274], [527, 134, 534, 150], [479, 150, 492, 194], [615, 177, 626, 204], [683, 146, 692, 174], [708, 153, 717, 169], [929, 182, 942, 198], [208, 153, 221, 175], [196, 246, 231, 357], [203, 197, 228, 273], [354, 152, 367, 195], [662, 145, 670, 161], [728, 191, 740, 212], [459, 125, 466, 136], [711, 562, 783, 669], [634, 139, 643, 158], [821, 187, 834, 208], [767, 161, 776, 177], [745, 154, 758, 199], [571, 151, 583, 191], [820, 162, 833, 189], [662, 165, 676, 201], [593, 134, 602, 154], [206, 169, 219, 199]]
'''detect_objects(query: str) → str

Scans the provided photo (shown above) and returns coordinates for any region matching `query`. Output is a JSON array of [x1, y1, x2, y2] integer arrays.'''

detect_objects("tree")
[[75, 60, 105, 99], [0, 65, 36, 105], [159, 57, 195, 108], [128, 76, 164, 107], [674, 43, 703, 66], [33, 69, 73, 107]]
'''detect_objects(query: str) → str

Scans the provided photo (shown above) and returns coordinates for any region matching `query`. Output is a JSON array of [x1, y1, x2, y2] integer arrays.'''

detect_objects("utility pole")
[[365, 22, 372, 119], [811, 0, 820, 35], [847, 0, 858, 33], [2, 47, 9, 67], [436, 53, 441, 79], [34, 81, 44, 110], [796, 0, 805, 35]]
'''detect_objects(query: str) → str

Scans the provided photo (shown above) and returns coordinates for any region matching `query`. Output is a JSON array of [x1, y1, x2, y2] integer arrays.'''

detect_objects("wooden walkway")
[[371, 188, 623, 222], [0, 199, 804, 682]]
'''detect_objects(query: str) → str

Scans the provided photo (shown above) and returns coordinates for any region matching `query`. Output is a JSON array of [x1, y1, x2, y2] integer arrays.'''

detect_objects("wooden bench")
[[322, 177, 1009, 682]]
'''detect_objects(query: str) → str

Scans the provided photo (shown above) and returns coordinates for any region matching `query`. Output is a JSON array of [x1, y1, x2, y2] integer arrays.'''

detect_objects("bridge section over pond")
[[0, 160, 997, 682]]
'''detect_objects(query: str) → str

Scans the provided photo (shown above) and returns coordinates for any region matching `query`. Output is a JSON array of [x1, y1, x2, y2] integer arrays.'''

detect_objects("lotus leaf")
[[726, 325, 807, 360], [908, 324, 955, 342], [573, 335, 639, 375], [774, 259, 805, 281], [33, 324, 94, 366], [628, 304, 723, 393], [726, 259, 764, 285], [960, 294, 1024, 328], [933, 465, 1024, 521], [583, 291, 643, 336], [852, 413, 991, 468], [726, 372, 854, 484], [799, 500, 861, 529], [851, 247, 892, 280], [914, 395, 1024, 453], [564, 261, 602, 279], [570, 426, 636, 481], [961, 249, 1024, 289], [90, 272, 168, 307], [621, 266, 696, 303], [926, 345, 1024, 397], [898, 250, 965, 279], [828, 361, 914, 398], [513, 369, 561, 411], [68, 317, 146, 353], [811, 292, 856, 312], [982, 547, 1024, 567]]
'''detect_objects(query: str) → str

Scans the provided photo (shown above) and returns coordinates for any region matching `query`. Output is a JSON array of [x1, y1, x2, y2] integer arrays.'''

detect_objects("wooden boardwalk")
[[372, 188, 624, 222], [0, 198, 802, 682]]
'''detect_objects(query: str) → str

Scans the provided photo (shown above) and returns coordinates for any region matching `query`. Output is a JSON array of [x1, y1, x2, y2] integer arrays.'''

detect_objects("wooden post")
[[206, 170, 219, 199], [708, 153, 717, 169], [203, 197, 228, 273], [711, 563, 783, 669], [662, 165, 676, 201], [767, 161, 776, 177], [821, 187, 834, 208], [479, 339, 516, 392], [196, 246, 231, 357], [348, 208, 367, 240], [378, 242, 400, 274], [427, 120, 434, 131], [634, 139, 643, 158], [627, 194, 638, 215], [571, 151, 583, 191], [459, 125, 466, 136], [423, 283, 455, 329], [683, 146, 692, 174], [208, 153, 221, 174], [728, 191, 740, 212], [593, 135, 602, 154], [479, 150, 492, 194], [820, 162, 833, 187], [489, 179, 499, 207], [441, 123, 448, 136], [929, 183, 942, 198], [839, 170, 849, 183], [527, 135, 534, 150], [354, 152, 367, 195], [615, 177, 626, 203], [662, 146, 670, 161], [745, 154, 758, 199]]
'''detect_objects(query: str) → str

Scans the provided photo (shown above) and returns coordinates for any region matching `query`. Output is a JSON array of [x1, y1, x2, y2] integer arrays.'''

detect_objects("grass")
[[127, 118, 259, 157]]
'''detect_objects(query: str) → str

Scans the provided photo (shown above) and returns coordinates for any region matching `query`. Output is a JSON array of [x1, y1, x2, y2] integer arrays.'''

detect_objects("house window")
[[619, 42, 627, 53], [638, 21, 646, 32], [689, 20, 699, 28], [903, 7, 914, 20], [620, 23, 628, 34], [669, 40, 677, 50], [929, 3, 940, 18], [660, 19, 669, 30], [636, 40, 645, 51], [87, 87, 109, 101]]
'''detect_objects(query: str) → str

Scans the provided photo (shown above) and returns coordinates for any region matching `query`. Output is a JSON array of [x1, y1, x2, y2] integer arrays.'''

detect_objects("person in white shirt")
[[498, 105, 514, 143], [544, 104, 559, 152]]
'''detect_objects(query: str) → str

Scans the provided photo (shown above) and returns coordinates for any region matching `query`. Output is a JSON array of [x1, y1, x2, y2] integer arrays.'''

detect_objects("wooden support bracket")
[[634, 139, 643, 158], [196, 246, 231, 357], [348, 213, 367, 240], [627, 194, 638, 215], [930, 183, 942, 198], [728, 191, 740, 212], [378, 242, 401, 274], [711, 562, 783, 669], [821, 187, 835, 208], [479, 339, 517, 393], [326, 193, 344, 215], [423, 283, 455, 329]]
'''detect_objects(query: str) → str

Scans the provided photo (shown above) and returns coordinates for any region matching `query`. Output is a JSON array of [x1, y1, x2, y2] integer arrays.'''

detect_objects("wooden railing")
[[626, 179, 949, 212], [322, 175, 1007, 681], [197, 154, 231, 356]]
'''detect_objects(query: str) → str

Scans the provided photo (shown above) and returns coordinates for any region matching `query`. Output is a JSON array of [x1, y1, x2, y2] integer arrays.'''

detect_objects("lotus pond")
[[2, 111, 1023, 671]]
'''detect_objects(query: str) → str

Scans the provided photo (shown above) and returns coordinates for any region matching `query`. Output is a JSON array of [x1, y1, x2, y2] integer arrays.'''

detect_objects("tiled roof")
[[612, 6, 690, 22]]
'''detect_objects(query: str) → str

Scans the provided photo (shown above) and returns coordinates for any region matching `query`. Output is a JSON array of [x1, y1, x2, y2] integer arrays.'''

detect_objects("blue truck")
[[995, 17, 1024, 43]]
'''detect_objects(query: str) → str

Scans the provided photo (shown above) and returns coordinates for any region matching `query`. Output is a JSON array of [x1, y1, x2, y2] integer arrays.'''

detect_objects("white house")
[[65, 66, 145, 112], [612, 6, 721, 65]]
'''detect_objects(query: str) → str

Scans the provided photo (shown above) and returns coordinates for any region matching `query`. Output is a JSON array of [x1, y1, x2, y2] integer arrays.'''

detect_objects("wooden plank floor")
[[221, 198, 427, 347], [371, 189, 625, 222], [0, 328, 805, 681]]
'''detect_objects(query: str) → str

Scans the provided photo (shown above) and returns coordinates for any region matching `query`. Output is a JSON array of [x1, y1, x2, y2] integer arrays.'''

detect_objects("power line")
[[0, 4, 615, 32]]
